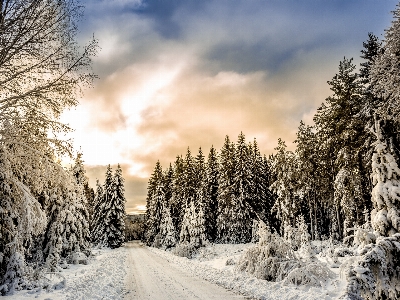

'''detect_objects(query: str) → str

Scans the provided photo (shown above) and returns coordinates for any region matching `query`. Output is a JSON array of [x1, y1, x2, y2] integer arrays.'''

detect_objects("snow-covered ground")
[[149, 242, 347, 300], [5, 247, 128, 300], [5, 241, 349, 300]]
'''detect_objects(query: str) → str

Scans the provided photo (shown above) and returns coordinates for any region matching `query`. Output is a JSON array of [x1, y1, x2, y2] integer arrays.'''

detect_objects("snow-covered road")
[[124, 241, 246, 300]]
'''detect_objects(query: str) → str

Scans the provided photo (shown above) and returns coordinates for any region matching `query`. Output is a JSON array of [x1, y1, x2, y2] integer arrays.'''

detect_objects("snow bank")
[[5, 247, 127, 300]]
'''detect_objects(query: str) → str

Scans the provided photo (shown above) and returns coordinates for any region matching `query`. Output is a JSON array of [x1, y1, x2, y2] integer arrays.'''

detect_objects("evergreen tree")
[[71, 153, 95, 232], [314, 57, 366, 239], [144, 161, 163, 246], [371, 5, 400, 122], [248, 139, 273, 225], [195, 147, 211, 242], [294, 121, 320, 240], [106, 164, 126, 248], [179, 204, 192, 244], [159, 206, 177, 249], [229, 132, 253, 243], [216, 136, 236, 243], [163, 164, 174, 208], [334, 147, 363, 239], [270, 139, 298, 236], [170, 156, 185, 232], [206, 145, 219, 241], [91, 180, 104, 244], [189, 201, 207, 247], [183, 148, 197, 206], [370, 120, 400, 236], [91, 164, 126, 248]]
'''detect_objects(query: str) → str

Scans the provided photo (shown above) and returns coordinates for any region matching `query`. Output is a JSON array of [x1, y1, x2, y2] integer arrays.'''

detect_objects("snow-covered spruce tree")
[[0, 147, 46, 294], [170, 156, 185, 233], [195, 147, 211, 243], [163, 164, 174, 210], [229, 132, 253, 243], [92, 165, 114, 246], [159, 205, 177, 249], [334, 147, 363, 240], [342, 120, 400, 300], [190, 197, 207, 248], [179, 204, 192, 244], [294, 121, 321, 240], [176, 200, 206, 256], [216, 136, 236, 243], [314, 57, 367, 239], [249, 139, 274, 228], [144, 161, 164, 246], [371, 4, 400, 123], [71, 153, 95, 231], [92, 164, 126, 248], [206, 145, 219, 242], [105, 164, 126, 249], [183, 148, 197, 207], [370, 121, 400, 236], [270, 138, 298, 236], [91, 180, 104, 244], [43, 175, 90, 270]]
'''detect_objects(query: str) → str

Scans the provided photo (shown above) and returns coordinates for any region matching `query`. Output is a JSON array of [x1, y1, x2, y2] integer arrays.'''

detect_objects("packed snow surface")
[[125, 241, 245, 299]]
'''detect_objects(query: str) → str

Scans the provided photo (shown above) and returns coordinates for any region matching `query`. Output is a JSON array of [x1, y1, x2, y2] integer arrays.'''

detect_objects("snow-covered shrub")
[[342, 234, 400, 300], [283, 261, 335, 287], [236, 222, 299, 281], [353, 226, 376, 249], [334, 247, 354, 257], [172, 242, 198, 259]]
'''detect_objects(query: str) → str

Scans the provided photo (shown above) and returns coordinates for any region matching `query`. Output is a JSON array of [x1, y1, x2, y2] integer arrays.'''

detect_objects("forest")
[[144, 10, 400, 300]]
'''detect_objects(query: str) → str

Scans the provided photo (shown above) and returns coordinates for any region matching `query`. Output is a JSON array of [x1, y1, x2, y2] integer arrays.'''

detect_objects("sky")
[[61, 0, 398, 214]]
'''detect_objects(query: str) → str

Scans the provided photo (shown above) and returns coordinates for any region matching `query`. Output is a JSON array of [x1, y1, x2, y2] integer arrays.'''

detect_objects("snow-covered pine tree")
[[314, 57, 366, 239], [71, 153, 95, 232], [163, 164, 174, 209], [334, 147, 363, 240], [189, 200, 207, 247], [91, 180, 104, 245], [195, 148, 211, 243], [43, 170, 90, 271], [144, 161, 164, 246], [105, 164, 126, 249], [159, 205, 177, 249], [371, 4, 400, 122], [206, 145, 219, 241], [93, 165, 114, 246], [370, 120, 400, 236], [249, 139, 273, 226], [170, 156, 185, 233], [183, 148, 196, 207], [270, 138, 298, 236], [342, 119, 400, 300], [229, 132, 253, 243], [179, 204, 192, 244], [216, 136, 236, 243], [294, 121, 320, 240], [0, 148, 43, 293]]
